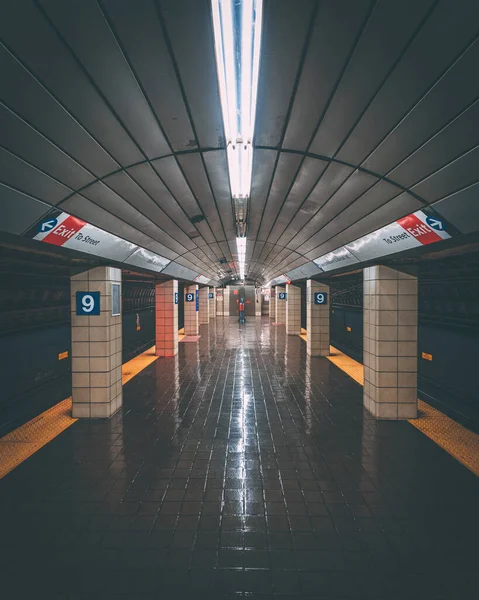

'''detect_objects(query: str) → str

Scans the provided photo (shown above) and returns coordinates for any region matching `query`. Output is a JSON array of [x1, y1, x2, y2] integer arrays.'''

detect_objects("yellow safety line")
[[0, 344, 162, 479], [299, 336, 479, 476]]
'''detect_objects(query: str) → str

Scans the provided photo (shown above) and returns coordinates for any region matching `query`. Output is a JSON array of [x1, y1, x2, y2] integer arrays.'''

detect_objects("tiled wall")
[[363, 265, 418, 420], [286, 284, 301, 334], [275, 286, 286, 324], [306, 280, 330, 357], [255, 289, 262, 316], [199, 287, 210, 325], [155, 280, 178, 357], [223, 287, 230, 316], [184, 285, 199, 335], [209, 287, 216, 318], [269, 290, 275, 319], [216, 290, 224, 316], [71, 266, 122, 419]]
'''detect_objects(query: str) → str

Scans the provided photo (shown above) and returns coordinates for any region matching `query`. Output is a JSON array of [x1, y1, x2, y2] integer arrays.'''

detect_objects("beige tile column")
[[255, 289, 262, 316], [208, 287, 216, 318], [363, 265, 418, 420], [269, 288, 275, 319], [71, 266, 122, 419], [275, 286, 286, 324], [223, 287, 230, 316], [199, 286, 210, 325], [216, 288, 224, 316], [306, 280, 330, 357], [286, 283, 301, 335], [184, 284, 199, 335], [155, 280, 178, 357]]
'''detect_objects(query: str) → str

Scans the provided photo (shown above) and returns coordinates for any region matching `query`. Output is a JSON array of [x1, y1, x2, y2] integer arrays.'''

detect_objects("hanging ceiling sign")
[[26, 210, 173, 275], [32, 211, 136, 261], [124, 247, 170, 273], [345, 210, 451, 262], [313, 247, 359, 272], [194, 275, 210, 284], [313, 210, 452, 274]]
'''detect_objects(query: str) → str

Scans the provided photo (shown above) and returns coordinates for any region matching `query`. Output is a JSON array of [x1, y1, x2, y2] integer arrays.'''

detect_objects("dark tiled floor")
[[1, 317, 478, 599]]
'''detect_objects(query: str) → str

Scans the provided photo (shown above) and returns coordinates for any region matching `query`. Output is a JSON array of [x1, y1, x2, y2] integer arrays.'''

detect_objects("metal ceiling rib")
[[1, 0, 479, 285]]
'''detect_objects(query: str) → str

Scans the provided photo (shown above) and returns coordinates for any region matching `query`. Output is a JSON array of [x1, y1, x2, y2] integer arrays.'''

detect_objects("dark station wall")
[[0, 271, 170, 435], [329, 252, 479, 430]]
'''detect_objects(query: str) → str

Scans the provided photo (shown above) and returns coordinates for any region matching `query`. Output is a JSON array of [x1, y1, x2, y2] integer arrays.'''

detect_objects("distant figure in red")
[[239, 299, 245, 324]]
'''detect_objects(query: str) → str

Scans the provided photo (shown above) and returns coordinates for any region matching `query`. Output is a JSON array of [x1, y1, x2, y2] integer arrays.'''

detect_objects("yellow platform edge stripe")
[[299, 335, 479, 476], [0, 345, 160, 479]]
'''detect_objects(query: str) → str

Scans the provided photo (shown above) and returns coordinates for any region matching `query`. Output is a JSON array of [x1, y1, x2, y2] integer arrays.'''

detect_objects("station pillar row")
[[275, 285, 286, 324], [255, 289, 262, 317], [184, 284, 199, 335], [306, 280, 330, 357], [155, 279, 178, 357], [286, 283, 301, 335], [269, 289, 275, 319], [199, 286, 209, 325], [71, 266, 122, 419], [209, 287, 216, 318], [363, 265, 418, 420]]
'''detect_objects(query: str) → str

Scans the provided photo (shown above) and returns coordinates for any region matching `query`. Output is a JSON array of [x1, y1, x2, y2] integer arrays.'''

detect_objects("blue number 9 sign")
[[76, 291, 100, 315], [185, 293, 194, 302], [314, 292, 328, 305]]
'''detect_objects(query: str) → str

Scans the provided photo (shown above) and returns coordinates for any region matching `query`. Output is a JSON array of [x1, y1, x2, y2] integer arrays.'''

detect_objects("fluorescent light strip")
[[237, 236, 246, 281], [212, 0, 263, 200]]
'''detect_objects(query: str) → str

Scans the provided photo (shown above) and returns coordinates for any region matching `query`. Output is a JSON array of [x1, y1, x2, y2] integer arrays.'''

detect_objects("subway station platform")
[[1, 317, 477, 599]]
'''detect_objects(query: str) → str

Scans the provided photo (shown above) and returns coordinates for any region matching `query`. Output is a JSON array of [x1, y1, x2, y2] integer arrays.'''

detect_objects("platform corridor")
[[1, 318, 477, 599]]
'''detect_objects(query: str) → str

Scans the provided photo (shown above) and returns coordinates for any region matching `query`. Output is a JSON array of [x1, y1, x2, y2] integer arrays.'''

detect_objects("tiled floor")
[[1, 317, 478, 599]]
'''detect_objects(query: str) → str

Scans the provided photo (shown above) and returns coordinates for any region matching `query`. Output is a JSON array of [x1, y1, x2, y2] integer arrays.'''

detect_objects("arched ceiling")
[[2, 0, 479, 284]]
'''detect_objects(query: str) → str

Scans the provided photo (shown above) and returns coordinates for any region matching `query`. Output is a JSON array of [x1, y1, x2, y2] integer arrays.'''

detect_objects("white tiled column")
[[199, 286, 210, 325], [306, 280, 330, 357], [269, 289, 275, 319], [363, 265, 418, 420], [184, 284, 199, 335], [155, 280, 178, 357], [275, 286, 286, 324], [209, 287, 216, 318], [216, 289, 224, 316], [223, 287, 230, 316], [255, 289, 262, 316], [71, 266, 122, 419], [286, 283, 301, 335]]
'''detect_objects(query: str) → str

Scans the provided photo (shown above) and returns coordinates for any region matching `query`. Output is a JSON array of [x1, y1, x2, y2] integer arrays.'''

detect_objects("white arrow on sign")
[[426, 216, 444, 231], [40, 218, 57, 232]]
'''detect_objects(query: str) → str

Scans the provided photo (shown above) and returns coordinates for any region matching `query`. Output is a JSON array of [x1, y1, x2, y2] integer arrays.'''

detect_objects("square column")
[[216, 288, 224, 316], [275, 285, 286, 324], [184, 284, 199, 335], [223, 287, 230, 316], [306, 280, 330, 357], [286, 284, 301, 335], [255, 289, 262, 316], [363, 266, 418, 420], [155, 280, 178, 357], [209, 287, 216, 318], [269, 288, 275, 319], [199, 287, 210, 325], [71, 266, 122, 419]]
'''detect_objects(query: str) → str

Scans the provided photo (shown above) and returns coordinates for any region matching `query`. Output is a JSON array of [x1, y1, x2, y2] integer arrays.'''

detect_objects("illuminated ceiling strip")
[[211, 0, 263, 200]]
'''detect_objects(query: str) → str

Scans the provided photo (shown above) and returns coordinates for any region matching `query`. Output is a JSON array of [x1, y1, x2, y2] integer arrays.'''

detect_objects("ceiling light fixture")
[[236, 236, 246, 281], [211, 0, 263, 200]]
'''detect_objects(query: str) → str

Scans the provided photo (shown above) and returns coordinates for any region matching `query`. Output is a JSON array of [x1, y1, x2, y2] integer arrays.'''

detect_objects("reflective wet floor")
[[1, 318, 478, 599]]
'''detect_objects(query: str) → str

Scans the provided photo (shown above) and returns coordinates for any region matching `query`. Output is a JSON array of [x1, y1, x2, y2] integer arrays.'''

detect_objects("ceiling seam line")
[[329, 0, 440, 163], [33, 0, 153, 164], [341, 14, 479, 184], [256, 0, 378, 266], [154, 0, 233, 270], [251, 0, 320, 262]]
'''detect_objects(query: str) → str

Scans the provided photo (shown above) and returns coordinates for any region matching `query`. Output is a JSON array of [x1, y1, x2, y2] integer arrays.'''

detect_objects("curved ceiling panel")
[[1, 0, 479, 286]]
